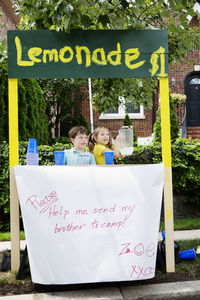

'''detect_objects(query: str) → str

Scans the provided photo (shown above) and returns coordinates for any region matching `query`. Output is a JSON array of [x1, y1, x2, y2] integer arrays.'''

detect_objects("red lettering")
[[64, 209, 70, 219], [119, 243, 132, 256], [26, 195, 40, 209], [130, 265, 155, 279], [146, 243, 156, 257], [54, 223, 86, 234], [134, 243, 144, 256], [137, 265, 145, 278], [130, 265, 138, 277]]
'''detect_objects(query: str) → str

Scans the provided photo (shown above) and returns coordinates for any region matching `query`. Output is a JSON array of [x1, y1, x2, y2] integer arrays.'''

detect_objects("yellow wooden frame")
[[8, 78, 20, 271], [8, 77, 175, 273]]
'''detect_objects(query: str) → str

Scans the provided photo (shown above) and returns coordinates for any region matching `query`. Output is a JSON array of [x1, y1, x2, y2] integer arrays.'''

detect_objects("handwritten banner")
[[8, 30, 168, 78], [14, 164, 164, 284]]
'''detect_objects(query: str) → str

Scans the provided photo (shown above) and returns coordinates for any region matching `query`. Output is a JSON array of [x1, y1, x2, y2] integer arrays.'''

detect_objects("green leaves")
[[119, 0, 129, 9], [120, 138, 200, 203], [97, 14, 110, 26], [0, 141, 73, 230], [153, 94, 179, 143], [82, 15, 93, 27], [91, 77, 158, 113], [13, 0, 200, 64], [38, 78, 87, 137]]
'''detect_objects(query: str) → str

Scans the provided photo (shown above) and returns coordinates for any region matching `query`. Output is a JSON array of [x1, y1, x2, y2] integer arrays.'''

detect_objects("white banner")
[[14, 164, 164, 284]]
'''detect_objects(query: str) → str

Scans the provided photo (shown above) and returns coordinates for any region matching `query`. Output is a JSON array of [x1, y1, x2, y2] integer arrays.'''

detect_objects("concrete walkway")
[[0, 230, 200, 299], [0, 280, 200, 299], [158, 229, 200, 241]]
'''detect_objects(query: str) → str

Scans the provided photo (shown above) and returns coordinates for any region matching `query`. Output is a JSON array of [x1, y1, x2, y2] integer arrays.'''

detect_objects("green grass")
[[173, 239, 200, 278], [0, 231, 25, 241], [160, 218, 200, 232], [156, 239, 200, 279]]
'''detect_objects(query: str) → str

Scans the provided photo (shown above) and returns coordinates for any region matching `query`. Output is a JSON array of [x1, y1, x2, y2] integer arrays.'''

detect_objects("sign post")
[[8, 78, 20, 271], [159, 77, 175, 272]]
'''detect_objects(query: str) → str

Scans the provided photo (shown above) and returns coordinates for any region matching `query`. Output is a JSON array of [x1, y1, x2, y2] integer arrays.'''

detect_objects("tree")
[[13, 0, 200, 112], [124, 114, 137, 146], [91, 78, 158, 113], [0, 58, 50, 144], [14, 0, 200, 63], [38, 78, 87, 138], [153, 94, 179, 143]]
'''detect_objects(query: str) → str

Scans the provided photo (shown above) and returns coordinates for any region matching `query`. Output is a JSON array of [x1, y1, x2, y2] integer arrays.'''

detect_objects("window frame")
[[99, 97, 145, 120]]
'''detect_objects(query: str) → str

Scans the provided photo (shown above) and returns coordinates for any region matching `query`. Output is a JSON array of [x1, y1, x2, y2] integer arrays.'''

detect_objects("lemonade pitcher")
[[118, 126, 133, 156]]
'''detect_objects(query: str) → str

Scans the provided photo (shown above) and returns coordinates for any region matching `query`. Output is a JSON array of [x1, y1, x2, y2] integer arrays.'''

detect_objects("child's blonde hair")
[[88, 127, 112, 152]]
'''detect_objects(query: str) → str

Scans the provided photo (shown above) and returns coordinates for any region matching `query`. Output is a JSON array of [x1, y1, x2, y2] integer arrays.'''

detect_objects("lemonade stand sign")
[[7, 29, 174, 274], [8, 30, 168, 78]]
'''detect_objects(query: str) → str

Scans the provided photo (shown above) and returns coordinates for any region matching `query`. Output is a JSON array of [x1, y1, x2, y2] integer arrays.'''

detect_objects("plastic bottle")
[[26, 138, 39, 165]]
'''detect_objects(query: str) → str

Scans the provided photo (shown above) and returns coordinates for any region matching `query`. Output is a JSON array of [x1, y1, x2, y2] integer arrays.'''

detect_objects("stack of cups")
[[26, 138, 39, 165]]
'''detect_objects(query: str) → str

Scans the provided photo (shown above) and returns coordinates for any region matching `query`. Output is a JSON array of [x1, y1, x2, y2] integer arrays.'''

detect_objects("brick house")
[[79, 9, 200, 141], [1, 1, 200, 141]]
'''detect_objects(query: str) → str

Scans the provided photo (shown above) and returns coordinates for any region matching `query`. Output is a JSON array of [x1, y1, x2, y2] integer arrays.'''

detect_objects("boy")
[[64, 126, 96, 165]]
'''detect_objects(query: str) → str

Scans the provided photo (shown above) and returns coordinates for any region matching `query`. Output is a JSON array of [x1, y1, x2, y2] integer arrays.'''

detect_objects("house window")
[[100, 97, 144, 120], [189, 78, 200, 84]]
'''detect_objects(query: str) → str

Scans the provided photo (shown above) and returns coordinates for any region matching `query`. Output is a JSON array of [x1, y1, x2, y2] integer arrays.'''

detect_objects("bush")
[[70, 113, 91, 135], [0, 58, 50, 144], [117, 138, 200, 203], [153, 94, 179, 143], [1, 138, 200, 231], [0, 141, 72, 231], [123, 114, 138, 147]]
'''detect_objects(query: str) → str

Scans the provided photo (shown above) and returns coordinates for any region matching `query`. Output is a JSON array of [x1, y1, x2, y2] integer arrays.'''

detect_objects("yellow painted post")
[[159, 77, 175, 272], [8, 78, 20, 272]]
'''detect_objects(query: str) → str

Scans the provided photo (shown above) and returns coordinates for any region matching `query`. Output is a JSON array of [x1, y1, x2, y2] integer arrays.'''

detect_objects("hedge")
[[1, 138, 200, 231], [0, 141, 71, 231], [119, 138, 200, 202], [0, 59, 50, 144]]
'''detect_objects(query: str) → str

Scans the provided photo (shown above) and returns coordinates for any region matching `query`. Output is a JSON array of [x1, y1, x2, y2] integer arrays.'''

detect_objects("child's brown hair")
[[68, 126, 88, 139], [88, 127, 112, 152]]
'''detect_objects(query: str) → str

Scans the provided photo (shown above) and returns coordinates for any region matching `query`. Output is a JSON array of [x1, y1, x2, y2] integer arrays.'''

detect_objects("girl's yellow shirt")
[[93, 144, 111, 165]]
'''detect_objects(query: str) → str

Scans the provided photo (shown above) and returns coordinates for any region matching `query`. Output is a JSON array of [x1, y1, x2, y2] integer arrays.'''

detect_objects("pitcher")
[[118, 126, 133, 156]]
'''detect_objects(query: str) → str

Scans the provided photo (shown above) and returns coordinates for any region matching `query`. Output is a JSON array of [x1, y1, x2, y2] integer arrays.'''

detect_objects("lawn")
[[0, 231, 25, 241], [160, 218, 200, 231]]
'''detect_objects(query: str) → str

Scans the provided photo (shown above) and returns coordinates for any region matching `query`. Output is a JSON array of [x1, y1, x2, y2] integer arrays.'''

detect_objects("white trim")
[[100, 97, 145, 120], [194, 2, 200, 17], [100, 105, 145, 120]]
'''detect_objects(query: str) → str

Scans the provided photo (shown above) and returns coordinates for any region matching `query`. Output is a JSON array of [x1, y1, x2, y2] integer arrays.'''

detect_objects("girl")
[[88, 127, 123, 165]]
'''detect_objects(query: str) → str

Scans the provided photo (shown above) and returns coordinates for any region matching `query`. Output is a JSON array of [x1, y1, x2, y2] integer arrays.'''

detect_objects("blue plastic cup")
[[27, 138, 38, 153], [54, 151, 65, 165], [179, 248, 196, 260], [104, 151, 114, 165]]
